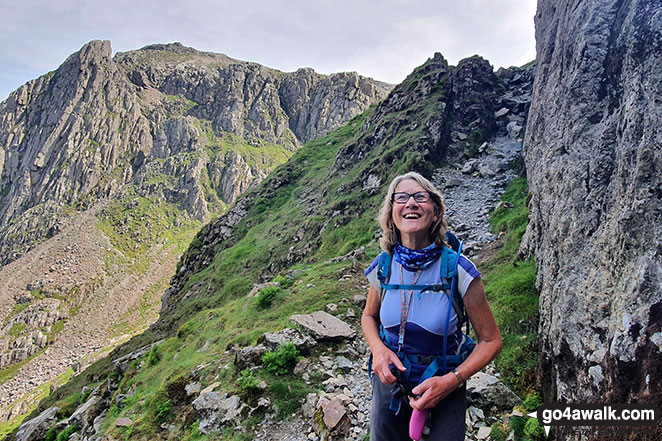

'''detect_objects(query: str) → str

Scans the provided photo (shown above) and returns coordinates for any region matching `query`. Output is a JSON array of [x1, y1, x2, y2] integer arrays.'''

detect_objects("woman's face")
[[391, 179, 438, 243]]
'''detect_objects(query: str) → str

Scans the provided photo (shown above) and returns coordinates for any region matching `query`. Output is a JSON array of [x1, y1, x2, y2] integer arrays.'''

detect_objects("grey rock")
[[192, 392, 248, 434], [234, 344, 268, 371], [335, 356, 353, 373], [290, 311, 356, 341], [352, 295, 367, 308], [523, 2, 662, 436], [258, 328, 316, 353], [506, 122, 522, 139], [16, 406, 60, 441], [68, 395, 102, 431], [467, 372, 521, 411]]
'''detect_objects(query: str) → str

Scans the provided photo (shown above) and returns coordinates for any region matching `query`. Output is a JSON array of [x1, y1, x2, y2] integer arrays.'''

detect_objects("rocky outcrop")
[[522, 1, 661, 439], [0, 39, 389, 425], [0, 40, 390, 267]]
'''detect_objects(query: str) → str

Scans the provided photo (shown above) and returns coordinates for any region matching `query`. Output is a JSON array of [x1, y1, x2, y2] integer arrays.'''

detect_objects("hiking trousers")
[[369, 374, 466, 441]]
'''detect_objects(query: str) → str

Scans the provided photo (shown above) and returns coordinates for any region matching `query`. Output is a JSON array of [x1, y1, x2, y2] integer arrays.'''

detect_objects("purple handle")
[[409, 409, 429, 441]]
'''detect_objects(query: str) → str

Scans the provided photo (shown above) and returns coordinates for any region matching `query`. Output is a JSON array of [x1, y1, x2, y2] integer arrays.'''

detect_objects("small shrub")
[[272, 274, 293, 288], [44, 427, 57, 441], [156, 399, 173, 423], [146, 345, 160, 366], [510, 415, 526, 440], [524, 417, 546, 440], [257, 286, 280, 309], [237, 370, 261, 401], [56, 424, 79, 441], [262, 343, 299, 375], [238, 370, 260, 391], [523, 392, 543, 412], [490, 423, 508, 441]]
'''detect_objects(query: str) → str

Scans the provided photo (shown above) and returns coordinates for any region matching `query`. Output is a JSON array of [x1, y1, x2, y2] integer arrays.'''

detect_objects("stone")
[[115, 417, 133, 427], [445, 178, 463, 188], [258, 328, 316, 353], [335, 356, 353, 373], [467, 372, 521, 411], [68, 395, 103, 430], [185, 382, 201, 396], [16, 406, 60, 441], [234, 345, 268, 371], [290, 311, 356, 341], [302, 393, 320, 418], [192, 392, 248, 434], [506, 122, 522, 139], [326, 303, 338, 313], [494, 107, 509, 118], [293, 358, 310, 375], [477, 426, 492, 440], [200, 382, 221, 395], [352, 295, 367, 308], [316, 396, 350, 434]]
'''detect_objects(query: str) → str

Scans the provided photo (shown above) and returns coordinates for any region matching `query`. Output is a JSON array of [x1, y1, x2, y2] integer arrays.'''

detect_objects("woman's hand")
[[408, 374, 458, 411], [372, 345, 406, 385]]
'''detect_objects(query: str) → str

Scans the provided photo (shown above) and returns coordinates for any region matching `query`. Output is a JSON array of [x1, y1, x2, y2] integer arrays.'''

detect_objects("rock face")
[[0, 40, 389, 422], [523, 1, 661, 439], [0, 40, 390, 266]]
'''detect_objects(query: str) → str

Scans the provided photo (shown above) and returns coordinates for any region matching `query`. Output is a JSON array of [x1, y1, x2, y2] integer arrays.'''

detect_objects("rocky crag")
[[522, 0, 661, 439], [0, 40, 389, 423], [0, 40, 390, 265]]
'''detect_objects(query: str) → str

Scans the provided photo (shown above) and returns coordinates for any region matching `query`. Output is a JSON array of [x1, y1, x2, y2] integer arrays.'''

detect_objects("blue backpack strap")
[[377, 251, 392, 284]]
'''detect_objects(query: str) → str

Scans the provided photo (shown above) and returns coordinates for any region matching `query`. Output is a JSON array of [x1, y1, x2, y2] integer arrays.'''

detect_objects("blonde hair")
[[378, 171, 449, 254]]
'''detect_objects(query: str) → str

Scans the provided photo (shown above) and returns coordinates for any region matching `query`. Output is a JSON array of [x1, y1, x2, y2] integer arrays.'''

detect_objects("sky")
[[0, 0, 537, 101]]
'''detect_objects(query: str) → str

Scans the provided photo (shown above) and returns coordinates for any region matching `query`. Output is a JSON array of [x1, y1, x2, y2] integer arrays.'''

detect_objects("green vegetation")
[[481, 177, 539, 396], [262, 343, 300, 375], [256, 286, 281, 309]]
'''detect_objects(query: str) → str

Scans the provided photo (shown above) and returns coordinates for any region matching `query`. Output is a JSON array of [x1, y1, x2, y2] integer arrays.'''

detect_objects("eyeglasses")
[[391, 191, 431, 204]]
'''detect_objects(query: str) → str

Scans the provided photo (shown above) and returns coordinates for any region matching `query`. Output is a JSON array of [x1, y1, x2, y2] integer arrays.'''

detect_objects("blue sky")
[[0, 0, 537, 101]]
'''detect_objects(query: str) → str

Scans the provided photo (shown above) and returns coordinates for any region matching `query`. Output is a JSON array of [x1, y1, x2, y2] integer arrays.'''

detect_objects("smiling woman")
[[361, 171, 502, 441]]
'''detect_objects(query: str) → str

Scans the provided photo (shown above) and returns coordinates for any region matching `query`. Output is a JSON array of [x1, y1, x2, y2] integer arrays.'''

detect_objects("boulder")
[[16, 406, 60, 441], [68, 395, 103, 432], [467, 372, 521, 412], [192, 392, 248, 434], [234, 344, 268, 371], [257, 328, 316, 353], [290, 311, 356, 341]]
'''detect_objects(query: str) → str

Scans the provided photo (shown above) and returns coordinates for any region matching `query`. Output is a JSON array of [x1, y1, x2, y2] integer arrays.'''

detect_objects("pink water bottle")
[[409, 409, 429, 441]]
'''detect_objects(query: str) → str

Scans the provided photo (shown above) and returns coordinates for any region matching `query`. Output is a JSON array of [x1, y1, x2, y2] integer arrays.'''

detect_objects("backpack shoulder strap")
[[445, 231, 470, 332], [376, 251, 392, 285]]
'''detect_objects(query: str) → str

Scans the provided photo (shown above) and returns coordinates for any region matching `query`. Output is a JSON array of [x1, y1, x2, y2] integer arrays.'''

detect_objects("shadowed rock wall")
[[523, 0, 661, 439]]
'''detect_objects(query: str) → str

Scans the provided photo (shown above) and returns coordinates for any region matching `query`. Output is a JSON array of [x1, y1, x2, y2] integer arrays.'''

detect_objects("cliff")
[[0, 40, 389, 421], [0, 41, 390, 266], [522, 0, 661, 439]]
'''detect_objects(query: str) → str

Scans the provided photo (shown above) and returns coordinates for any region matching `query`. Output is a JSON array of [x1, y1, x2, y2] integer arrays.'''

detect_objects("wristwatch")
[[452, 369, 465, 387]]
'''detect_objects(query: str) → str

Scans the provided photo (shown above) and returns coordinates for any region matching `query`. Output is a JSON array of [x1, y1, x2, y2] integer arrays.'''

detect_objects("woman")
[[361, 172, 502, 441]]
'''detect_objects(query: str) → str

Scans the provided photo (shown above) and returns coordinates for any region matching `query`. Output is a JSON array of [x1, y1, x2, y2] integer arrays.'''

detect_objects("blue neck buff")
[[393, 242, 443, 271]]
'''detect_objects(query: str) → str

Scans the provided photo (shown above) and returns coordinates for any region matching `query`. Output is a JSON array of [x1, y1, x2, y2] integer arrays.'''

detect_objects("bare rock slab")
[[16, 406, 60, 441], [290, 311, 356, 341]]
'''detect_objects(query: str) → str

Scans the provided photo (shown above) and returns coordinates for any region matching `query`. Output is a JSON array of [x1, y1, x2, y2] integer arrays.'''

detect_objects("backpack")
[[370, 230, 475, 409], [376, 231, 470, 336]]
